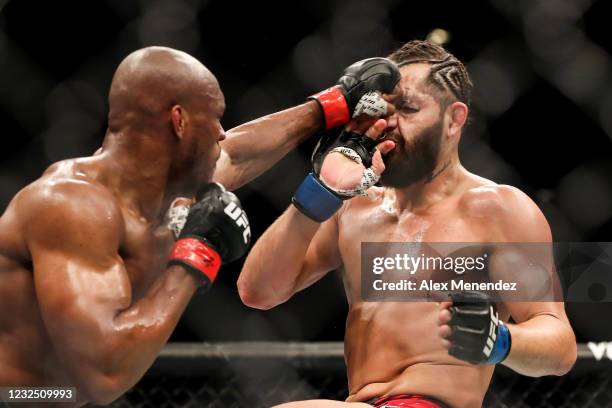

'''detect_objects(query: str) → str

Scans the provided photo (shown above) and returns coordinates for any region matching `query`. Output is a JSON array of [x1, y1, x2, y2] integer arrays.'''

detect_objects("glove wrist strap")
[[292, 173, 343, 222], [309, 86, 349, 130], [169, 237, 222, 286], [488, 321, 512, 364]]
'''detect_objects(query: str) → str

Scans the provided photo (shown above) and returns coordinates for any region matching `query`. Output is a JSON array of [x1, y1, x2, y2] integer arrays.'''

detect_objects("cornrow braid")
[[388, 40, 473, 107]]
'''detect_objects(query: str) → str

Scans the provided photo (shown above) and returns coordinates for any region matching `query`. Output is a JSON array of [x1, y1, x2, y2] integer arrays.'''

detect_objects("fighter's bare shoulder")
[[14, 160, 124, 247], [459, 182, 551, 241]]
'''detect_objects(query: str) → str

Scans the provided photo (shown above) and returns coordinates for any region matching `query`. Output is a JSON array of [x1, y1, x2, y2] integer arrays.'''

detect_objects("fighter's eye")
[[401, 106, 418, 113]]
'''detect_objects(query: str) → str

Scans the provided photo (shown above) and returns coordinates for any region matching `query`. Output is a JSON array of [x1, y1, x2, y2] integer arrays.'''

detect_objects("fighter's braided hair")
[[388, 40, 473, 108]]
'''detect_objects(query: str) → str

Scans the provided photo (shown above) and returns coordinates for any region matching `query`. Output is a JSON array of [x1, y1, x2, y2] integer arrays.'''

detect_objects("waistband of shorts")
[[366, 393, 451, 408]]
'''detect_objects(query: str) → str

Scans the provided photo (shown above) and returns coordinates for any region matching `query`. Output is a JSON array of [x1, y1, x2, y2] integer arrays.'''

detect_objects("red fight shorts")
[[367, 394, 450, 408]]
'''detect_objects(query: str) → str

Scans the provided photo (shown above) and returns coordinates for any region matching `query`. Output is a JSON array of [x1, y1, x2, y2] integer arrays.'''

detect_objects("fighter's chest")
[[337, 197, 486, 284], [338, 201, 476, 246]]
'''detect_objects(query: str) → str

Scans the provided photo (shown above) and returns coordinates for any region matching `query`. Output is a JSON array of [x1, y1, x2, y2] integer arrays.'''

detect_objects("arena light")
[[426, 28, 451, 45]]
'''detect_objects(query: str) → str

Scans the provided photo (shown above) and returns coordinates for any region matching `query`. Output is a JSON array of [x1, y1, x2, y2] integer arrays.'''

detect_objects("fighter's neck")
[[389, 158, 468, 212], [88, 145, 186, 223]]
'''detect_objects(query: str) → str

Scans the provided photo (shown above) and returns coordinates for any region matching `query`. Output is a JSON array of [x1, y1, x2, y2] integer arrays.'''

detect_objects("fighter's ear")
[[447, 101, 468, 139], [171, 105, 188, 139]]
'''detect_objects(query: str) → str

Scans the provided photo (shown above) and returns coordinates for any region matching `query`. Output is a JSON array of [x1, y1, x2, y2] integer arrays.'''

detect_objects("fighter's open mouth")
[[375, 133, 398, 156]]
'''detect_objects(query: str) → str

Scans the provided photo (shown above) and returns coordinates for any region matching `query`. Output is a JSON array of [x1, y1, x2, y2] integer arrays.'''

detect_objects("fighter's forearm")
[[238, 205, 319, 309], [503, 313, 577, 377], [213, 101, 322, 190], [80, 266, 198, 404], [112, 264, 197, 359]]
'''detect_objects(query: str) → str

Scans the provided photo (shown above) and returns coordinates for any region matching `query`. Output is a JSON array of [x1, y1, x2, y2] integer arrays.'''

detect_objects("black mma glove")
[[292, 128, 382, 222], [446, 291, 512, 365], [168, 183, 251, 290], [310, 58, 400, 129]]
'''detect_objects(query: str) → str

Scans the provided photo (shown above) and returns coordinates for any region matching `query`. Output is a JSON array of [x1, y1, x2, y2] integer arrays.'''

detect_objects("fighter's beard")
[[379, 119, 445, 188]]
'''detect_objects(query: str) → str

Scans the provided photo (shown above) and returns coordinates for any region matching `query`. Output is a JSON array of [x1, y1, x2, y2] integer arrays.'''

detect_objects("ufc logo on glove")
[[224, 201, 251, 244]]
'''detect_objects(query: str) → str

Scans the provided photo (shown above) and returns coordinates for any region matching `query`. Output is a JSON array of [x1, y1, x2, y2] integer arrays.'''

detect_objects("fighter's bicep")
[[295, 215, 342, 292], [32, 249, 131, 323], [30, 244, 133, 387]]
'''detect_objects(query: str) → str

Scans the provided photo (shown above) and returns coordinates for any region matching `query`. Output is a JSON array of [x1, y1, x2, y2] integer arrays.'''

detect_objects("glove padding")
[[338, 58, 401, 115], [447, 291, 512, 365], [168, 183, 251, 289], [310, 57, 400, 129], [312, 129, 380, 198]]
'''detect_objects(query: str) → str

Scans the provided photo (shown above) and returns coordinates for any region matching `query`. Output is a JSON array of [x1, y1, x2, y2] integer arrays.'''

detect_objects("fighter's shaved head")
[[101, 47, 227, 194], [108, 46, 221, 132]]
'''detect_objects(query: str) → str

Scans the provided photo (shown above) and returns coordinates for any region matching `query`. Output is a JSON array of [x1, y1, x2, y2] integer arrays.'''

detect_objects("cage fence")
[[102, 342, 612, 408]]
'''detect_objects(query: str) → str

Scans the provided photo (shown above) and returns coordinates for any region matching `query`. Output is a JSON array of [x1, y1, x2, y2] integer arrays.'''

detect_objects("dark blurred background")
[[1, 0, 612, 344]]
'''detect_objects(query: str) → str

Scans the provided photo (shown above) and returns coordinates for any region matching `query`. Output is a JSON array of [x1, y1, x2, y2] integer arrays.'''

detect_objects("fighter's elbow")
[[536, 333, 577, 377], [77, 350, 135, 404], [554, 340, 577, 376], [79, 372, 128, 405], [238, 289, 276, 310], [551, 323, 578, 376], [237, 278, 285, 310]]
